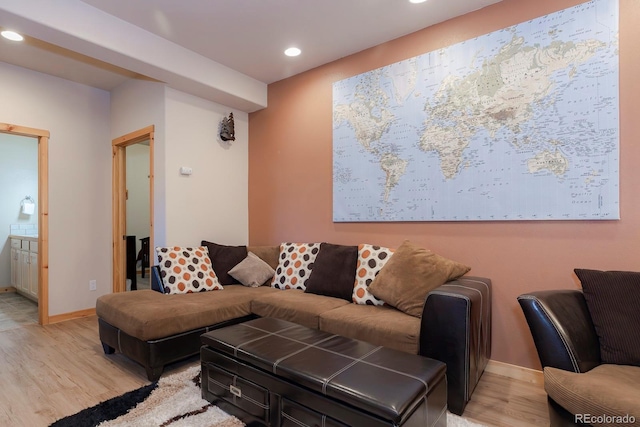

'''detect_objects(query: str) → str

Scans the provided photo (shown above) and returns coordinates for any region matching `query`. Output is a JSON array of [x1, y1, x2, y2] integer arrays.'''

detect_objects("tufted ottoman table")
[[200, 317, 447, 427]]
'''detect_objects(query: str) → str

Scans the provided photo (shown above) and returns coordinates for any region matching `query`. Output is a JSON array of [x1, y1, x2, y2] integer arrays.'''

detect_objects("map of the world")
[[332, 0, 619, 222]]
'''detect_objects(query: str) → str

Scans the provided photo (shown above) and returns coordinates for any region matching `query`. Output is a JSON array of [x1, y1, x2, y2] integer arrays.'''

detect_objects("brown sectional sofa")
[[96, 244, 491, 415]]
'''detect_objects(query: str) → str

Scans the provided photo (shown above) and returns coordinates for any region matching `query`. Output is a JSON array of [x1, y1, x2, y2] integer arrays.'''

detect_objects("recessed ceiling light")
[[1, 30, 24, 41], [284, 47, 301, 57], [409, 0, 428, 3]]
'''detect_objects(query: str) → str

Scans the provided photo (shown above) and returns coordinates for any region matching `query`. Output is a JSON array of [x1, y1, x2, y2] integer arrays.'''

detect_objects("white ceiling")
[[0, 0, 501, 103]]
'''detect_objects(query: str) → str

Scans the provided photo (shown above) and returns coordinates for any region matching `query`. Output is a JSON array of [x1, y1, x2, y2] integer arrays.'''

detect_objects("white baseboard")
[[485, 359, 544, 385]]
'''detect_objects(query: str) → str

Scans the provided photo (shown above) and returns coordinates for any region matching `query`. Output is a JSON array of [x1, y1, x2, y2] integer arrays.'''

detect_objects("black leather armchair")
[[518, 290, 600, 426]]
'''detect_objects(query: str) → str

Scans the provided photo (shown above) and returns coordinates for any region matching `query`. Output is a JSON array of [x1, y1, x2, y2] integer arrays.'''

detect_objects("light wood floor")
[[0, 292, 38, 332], [0, 316, 550, 427]]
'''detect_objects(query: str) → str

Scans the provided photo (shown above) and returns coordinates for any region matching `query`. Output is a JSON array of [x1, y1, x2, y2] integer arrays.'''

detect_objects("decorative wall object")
[[220, 112, 235, 142]]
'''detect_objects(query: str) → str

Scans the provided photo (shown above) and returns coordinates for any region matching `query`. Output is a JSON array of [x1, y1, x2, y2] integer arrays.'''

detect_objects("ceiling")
[[0, 0, 500, 93]]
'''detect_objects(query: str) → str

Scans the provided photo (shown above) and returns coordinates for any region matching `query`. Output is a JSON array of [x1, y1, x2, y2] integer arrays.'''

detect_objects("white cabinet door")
[[10, 247, 21, 287], [19, 250, 30, 294], [29, 252, 38, 300]]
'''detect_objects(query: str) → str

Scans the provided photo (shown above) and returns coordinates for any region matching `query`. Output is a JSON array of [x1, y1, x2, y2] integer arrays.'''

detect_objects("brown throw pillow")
[[247, 245, 280, 271], [304, 243, 358, 301], [201, 241, 247, 285], [574, 269, 640, 366], [368, 240, 470, 317]]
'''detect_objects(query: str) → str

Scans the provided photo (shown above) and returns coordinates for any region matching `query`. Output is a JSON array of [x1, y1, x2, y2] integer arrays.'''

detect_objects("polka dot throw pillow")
[[353, 244, 395, 305], [156, 246, 222, 294], [271, 243, 320, 290]]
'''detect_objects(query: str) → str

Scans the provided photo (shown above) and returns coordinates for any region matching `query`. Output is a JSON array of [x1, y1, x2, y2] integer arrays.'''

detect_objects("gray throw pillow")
[[229, 251, 276, 287]]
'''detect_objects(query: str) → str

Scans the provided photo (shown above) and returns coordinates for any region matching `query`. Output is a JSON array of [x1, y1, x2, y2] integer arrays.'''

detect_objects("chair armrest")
[[518, 290, 600, 373], [150, 266, 165, 293], [420, 276, 491, 415]]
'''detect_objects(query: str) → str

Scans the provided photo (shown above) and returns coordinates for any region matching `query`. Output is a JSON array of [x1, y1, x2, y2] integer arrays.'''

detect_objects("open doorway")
[[125, 141, 151, 290], [0, 122, 49, 325], [112, 125, 154, 293]]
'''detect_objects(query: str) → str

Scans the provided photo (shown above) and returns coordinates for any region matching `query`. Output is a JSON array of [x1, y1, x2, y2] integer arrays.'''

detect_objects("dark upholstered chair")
[[518, 290, 640, 427]]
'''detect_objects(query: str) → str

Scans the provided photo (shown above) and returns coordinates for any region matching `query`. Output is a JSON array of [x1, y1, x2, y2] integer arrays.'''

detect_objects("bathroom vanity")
[[10, 235, 38, 302]]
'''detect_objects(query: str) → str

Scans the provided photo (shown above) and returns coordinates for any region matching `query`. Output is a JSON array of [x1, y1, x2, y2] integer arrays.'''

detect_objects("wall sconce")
[[220, 112, 235, 142]]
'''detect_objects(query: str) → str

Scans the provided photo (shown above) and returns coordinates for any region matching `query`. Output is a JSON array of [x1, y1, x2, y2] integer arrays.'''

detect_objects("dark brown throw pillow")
[[304, 243, 358, 301], [574, 269, 640, 366], [201, 241, 247, 285]]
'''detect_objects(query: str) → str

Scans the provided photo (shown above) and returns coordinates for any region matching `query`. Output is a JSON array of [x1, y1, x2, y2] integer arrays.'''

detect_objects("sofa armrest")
[[150, 266, 165, 293], [420, 276, 491, 415], [517, 290, 600, 373]]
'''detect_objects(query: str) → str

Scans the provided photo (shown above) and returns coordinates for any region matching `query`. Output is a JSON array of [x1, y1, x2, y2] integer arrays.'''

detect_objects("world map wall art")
[[332, 0, 619, 222]]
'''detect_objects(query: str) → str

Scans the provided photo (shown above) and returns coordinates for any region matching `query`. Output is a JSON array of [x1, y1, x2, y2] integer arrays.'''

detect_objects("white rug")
[[448, 411, 488, 427], [98, 366, 241, 427], [93, 366, 487, 427]]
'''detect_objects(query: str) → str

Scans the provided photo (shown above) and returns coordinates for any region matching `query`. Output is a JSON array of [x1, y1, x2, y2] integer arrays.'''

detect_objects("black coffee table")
[[201, 317, 447, 427]]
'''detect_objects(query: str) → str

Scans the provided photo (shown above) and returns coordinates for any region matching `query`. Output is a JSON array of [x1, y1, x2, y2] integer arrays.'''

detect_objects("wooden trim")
[[112, 145, 126, 293], [1, 123, 49, 325], [39, 135, 50, 325], [112, 125, 154, 147], [148, 131, 155, 260], [48, 308, 96, 324], [0, 122, 49, 138], [0, 287, 17, 293], [485, 360, 544, 386], [112, 126, 155, 293]]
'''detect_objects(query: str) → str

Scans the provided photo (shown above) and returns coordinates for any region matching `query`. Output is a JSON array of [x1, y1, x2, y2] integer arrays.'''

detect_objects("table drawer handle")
[[230, 385, 242, 398]]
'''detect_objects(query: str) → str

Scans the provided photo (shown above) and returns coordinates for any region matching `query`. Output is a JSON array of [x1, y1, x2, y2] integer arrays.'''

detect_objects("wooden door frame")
[[0, 123, 50, 325], [112, 125, 155, 293]]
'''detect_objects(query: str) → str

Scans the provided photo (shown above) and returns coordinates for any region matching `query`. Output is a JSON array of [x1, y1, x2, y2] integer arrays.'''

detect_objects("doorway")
[[112, 126, 154, 293], [0, 122, 49, 325], [125, 141, 151, 290]]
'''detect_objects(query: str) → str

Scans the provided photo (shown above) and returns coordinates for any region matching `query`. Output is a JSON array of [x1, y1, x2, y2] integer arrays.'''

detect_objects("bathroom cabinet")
[[10, 236, 38, 302]]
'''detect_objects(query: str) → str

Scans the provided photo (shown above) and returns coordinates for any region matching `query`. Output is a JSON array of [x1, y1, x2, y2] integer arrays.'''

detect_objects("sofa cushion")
[[544, 365, 640, 422], [304, 243, 358, 301], [96, 287, 278, 341], [369, 240, 471, 317], [575, 269, 640, 366], [353, 244, 395, 305], [319, 303, 421, 354], [201, 241, 247, 285], [156, 246, 222, 294], [250, 289, 349, 329], [247, 245, 280, 271], [229, 251, 276, 287], [271, 243, 321, 290]]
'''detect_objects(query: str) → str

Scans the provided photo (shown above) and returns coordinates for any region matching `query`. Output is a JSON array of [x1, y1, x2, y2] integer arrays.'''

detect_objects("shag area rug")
[[50, 366, 487, 427]]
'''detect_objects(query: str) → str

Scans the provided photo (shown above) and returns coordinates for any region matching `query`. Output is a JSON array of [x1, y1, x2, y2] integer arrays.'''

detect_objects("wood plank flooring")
[[0, 316, 550, 427], [0, 292, 38, 332]]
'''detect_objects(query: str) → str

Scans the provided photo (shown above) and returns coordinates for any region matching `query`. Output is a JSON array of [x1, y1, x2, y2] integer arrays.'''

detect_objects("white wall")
[[125, 143, 150, 256], [165, 88, 249, 246], [0, 133, 38, 286], [0, 61, 111, 316], [0, 62, 249, 316], [110, 79, 167, 248], [112, 82, 249, 262]]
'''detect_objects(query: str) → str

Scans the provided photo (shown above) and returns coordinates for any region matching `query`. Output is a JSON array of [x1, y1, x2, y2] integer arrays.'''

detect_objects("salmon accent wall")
[[249, 0, 640, 370]]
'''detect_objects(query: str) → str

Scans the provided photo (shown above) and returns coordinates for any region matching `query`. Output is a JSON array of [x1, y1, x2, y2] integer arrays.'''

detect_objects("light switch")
[[179, 166, 193, 176]]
